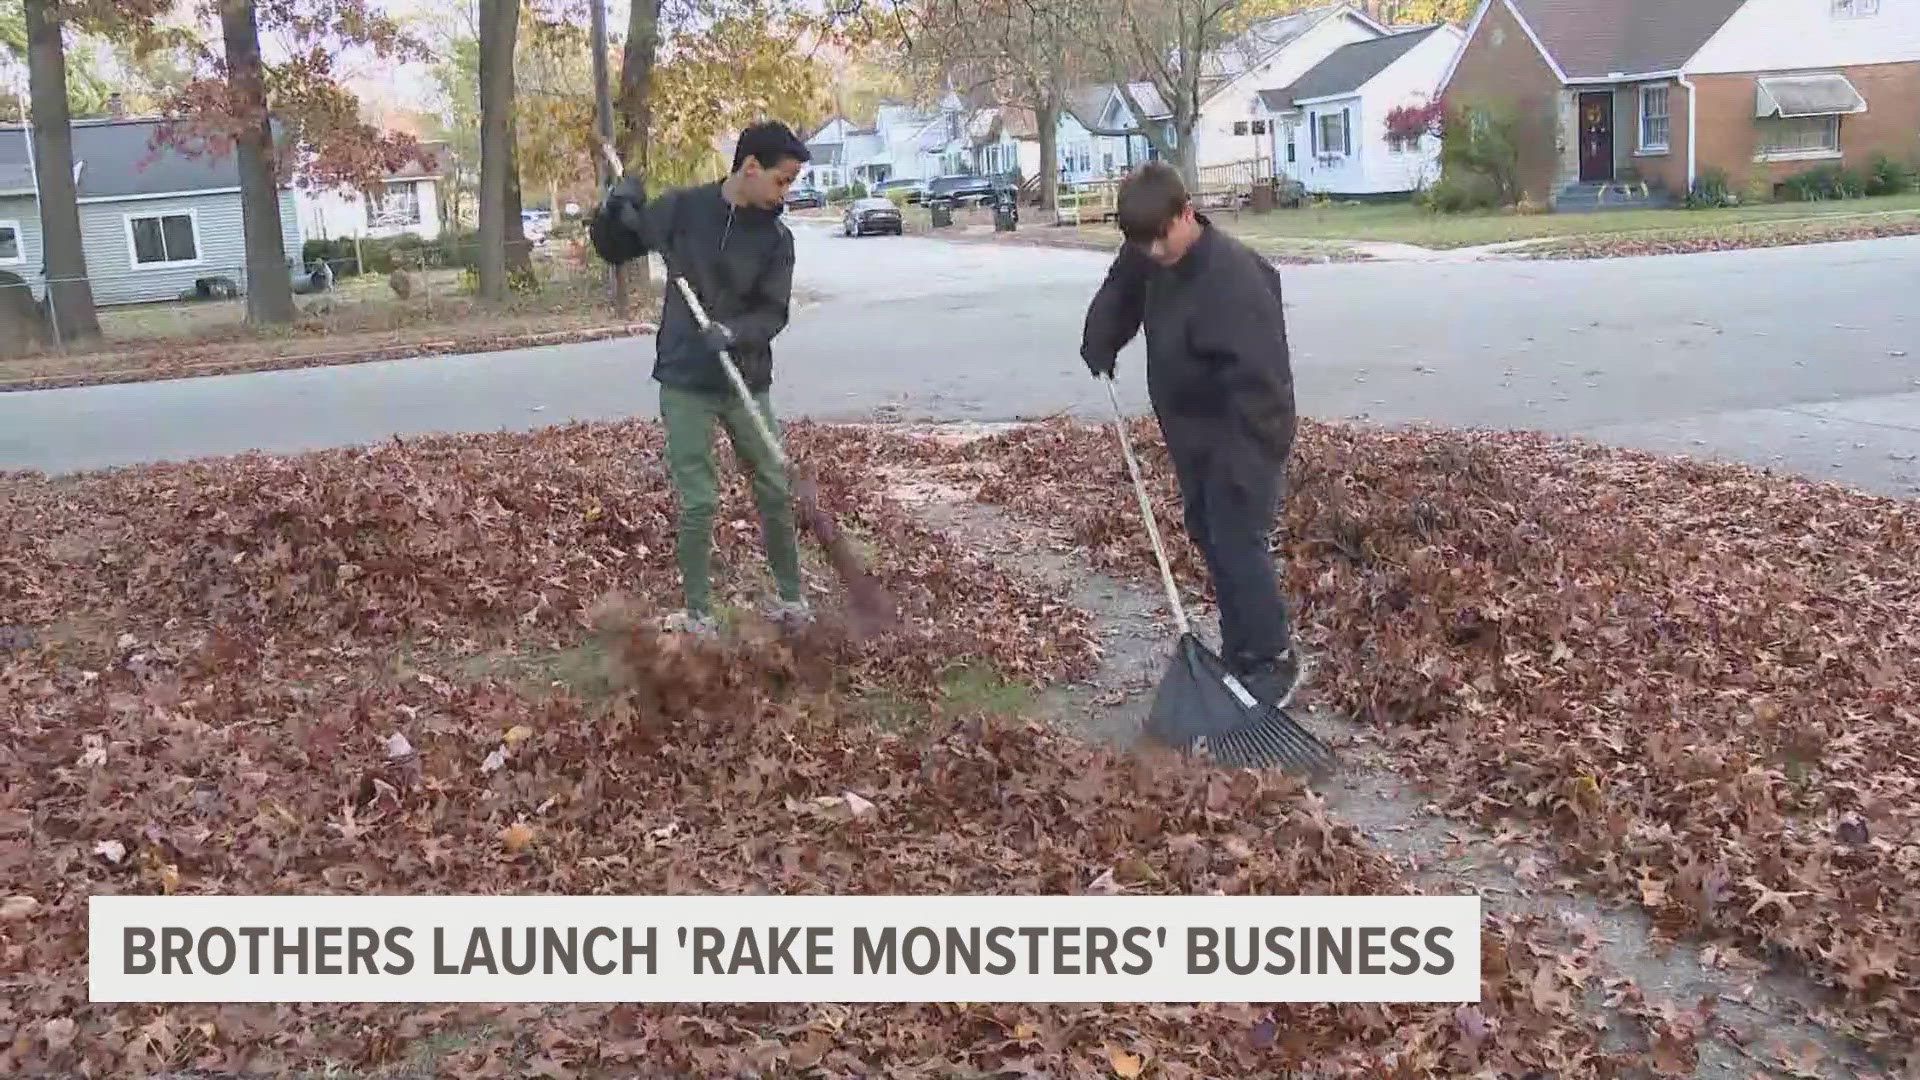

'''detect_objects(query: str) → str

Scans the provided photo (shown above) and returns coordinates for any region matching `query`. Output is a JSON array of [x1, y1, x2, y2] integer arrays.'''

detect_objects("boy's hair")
[[733, 121, 811, 173], [1115, 162, 1190, 244]]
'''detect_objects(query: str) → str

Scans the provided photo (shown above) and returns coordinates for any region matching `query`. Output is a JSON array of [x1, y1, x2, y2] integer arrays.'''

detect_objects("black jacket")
[[637, 180, 796, 394], [1081, 220, 1296, 463]]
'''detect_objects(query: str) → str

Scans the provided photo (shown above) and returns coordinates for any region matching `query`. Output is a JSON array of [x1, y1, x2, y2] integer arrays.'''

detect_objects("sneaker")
[[764, 598, 814, 629], [1237, 649, 1303, 710], [660, 610, 720, 638]]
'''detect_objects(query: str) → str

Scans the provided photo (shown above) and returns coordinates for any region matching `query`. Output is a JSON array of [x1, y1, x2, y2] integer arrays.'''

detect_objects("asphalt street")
[[2, 220, 1917, 497]]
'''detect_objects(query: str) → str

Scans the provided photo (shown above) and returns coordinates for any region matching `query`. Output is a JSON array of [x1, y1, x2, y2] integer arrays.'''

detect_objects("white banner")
[[89, 894, 1481, 1004]]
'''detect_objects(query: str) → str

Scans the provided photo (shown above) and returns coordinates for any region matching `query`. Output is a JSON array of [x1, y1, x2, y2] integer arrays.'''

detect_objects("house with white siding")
[[293, 142, 448, 242], [1192, 5, 1389, 171], [0, 117, 303, 306], [1258, 23, 1465, 196]]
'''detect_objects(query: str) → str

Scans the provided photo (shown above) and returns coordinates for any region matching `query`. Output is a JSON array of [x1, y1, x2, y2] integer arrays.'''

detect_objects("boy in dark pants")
[[1079, 163, 1303, 706], [594, 121, 813, 635]]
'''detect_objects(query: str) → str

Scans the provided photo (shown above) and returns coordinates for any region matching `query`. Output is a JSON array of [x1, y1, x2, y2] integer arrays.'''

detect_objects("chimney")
[[106, 93, 127, 118]]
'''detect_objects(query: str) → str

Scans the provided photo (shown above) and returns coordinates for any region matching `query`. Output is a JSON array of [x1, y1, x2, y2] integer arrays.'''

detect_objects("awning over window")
[[1756, 74, 1867, 118]]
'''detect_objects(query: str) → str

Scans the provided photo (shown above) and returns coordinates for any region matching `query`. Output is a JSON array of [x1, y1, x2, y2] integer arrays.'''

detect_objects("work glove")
[[1082, 346, 1116, 379], [702, 321, 736, 355], [588, 177, 650, 266]]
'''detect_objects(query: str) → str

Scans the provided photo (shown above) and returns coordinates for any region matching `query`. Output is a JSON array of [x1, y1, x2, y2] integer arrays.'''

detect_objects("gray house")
[[0, 117, 302, 307]]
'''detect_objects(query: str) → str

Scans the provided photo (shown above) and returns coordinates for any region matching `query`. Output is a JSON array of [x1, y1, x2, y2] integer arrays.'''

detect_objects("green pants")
[[659, 382, 803, 615]]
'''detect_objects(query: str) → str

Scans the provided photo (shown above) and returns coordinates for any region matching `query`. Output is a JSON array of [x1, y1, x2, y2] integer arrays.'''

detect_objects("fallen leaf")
[[1108, 1046, 1144, 1078], [1, 895, 40, 922], [481, 746, 508, 775], [43, 1017, 77, 1051], [500, 822, 535, 854], [504, 724, 534, 747], [386, 732, 416, 760], [94, 839, 126, 865]]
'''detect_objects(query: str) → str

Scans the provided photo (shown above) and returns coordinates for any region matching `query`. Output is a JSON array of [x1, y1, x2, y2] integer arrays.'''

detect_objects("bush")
[[1686, 166, 1737, 209], [1432, 102, 1524, 213], [1865, 153, 1916, 196], [1421, 173, 1502, 214], [1778, 163, 1868, 201]]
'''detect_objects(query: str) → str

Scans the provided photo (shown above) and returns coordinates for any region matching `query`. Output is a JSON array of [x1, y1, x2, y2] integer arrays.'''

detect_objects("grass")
[[2, 247, 662, 391], [1219, 191, 1920, 250]]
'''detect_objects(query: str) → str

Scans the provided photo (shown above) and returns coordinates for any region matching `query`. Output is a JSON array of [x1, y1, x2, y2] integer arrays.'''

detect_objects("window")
[[0, 220, 19, 264], [367, 181, 421, 227], [1639, 84, 1671, 152], [126, 211, 199, 268], [1234, 121, 1248, 136], [1832, 0, 1878, 16], [1316, 110, 1349, 156], [1758, 114, 1841, 157]]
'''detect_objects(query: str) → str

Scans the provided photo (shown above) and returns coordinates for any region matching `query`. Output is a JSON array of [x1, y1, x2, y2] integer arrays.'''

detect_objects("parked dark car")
[[872, 177, 928, 204], [925, 173, 1009, 209], [842, 197, 904, 237], [784, 186, 826, 210]]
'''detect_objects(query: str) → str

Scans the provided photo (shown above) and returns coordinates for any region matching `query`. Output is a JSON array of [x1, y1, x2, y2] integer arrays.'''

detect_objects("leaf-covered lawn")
[[2, 422, 1661, 1077], [930, 417, 1920, 1055], [1219, 194, 1920, 250], [1520, 214, 1920, 260]]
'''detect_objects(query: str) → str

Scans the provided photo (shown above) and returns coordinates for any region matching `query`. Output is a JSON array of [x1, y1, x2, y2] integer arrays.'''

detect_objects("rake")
[[671, 276, 899, 639], [1103, 376, 1337, 776]]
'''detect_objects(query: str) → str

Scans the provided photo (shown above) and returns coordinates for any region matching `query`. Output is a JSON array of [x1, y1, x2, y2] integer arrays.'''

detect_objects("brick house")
[[1436, 0, 1920, 207]]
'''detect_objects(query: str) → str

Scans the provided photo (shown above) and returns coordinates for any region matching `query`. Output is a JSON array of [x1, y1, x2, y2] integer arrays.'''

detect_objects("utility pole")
[[588, 0, 628, 319]]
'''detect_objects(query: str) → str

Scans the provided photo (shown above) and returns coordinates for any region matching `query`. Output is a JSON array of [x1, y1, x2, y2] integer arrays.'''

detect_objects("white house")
[[1192, 5, 1390, 171], [1257, 23, 1464, 196], [294, 142, 447, 242]]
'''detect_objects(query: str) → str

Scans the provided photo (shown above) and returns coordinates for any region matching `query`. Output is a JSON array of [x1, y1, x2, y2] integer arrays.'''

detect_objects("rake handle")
[[1104, 375, 1190, 637], [672, 276, 791, 472]]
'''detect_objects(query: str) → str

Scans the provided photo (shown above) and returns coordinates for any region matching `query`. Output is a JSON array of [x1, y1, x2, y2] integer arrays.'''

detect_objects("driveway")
[[3, 221, 1917, 498]]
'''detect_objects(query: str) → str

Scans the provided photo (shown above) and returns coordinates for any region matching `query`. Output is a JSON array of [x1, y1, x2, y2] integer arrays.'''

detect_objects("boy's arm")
[[1080, 243, 1151, 376], [717, 224, 795, 350]]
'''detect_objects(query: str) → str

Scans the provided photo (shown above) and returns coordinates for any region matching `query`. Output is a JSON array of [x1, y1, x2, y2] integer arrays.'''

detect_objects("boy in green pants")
[[594, 121, 813, 635]]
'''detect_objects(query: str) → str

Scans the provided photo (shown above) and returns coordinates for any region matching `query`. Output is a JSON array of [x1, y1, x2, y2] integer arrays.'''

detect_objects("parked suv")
[[871, 177, 928, 204], [925, 174, 1010, 209]]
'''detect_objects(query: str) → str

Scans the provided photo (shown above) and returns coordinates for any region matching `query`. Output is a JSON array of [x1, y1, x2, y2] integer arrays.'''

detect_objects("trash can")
[[992, 190, 1018, 232], [930, 203, 953, 228], [1250, 179, 1276, 212]]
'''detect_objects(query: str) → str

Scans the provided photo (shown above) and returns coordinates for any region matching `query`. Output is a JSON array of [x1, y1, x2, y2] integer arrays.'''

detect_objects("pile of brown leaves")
[[3, 422, 1641, 1076], [1522, 214, 1920, 260], [940, 416, 1920, 1054]]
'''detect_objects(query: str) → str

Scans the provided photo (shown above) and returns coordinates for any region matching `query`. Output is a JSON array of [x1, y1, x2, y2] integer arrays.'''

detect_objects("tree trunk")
[[23, 0, 101, 345], [1036, 87, 1061, 213], [220, 0, 295, 325], [616, 0, 661, 172], [505, 121, 530, 276], [476, 0, 519, 300]]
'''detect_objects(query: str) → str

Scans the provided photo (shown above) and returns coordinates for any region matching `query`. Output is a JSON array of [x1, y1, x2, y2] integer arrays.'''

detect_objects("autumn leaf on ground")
[[1108, 1045, 1145, 1078], [500, 823, 535, 854]]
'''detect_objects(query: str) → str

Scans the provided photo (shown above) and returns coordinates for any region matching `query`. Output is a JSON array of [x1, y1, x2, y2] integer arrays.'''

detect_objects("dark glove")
[[589, 177, 650, 266], [1082, 346, 1116, 379], [702, 321, 736, 355]]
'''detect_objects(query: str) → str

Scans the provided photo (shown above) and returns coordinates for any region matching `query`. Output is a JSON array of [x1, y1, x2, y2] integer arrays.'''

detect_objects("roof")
[[1263, 25, 1448, 108], [1506, 0, 1750, 79], [0, 118, 441, 200], [1199, 7, 1342, 93]]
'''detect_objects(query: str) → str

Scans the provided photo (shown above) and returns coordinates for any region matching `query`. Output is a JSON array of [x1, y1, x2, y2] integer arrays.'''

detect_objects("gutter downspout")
[[1678, 70, 1699, 193]]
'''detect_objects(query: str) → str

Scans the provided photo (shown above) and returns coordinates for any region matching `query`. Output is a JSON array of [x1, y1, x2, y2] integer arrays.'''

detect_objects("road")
[[3, 221, 1918, 497]]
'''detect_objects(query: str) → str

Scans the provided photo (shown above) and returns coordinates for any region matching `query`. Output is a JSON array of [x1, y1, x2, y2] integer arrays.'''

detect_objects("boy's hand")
[[1082, 346, 1117, 378], [702, 322, 736, 354]]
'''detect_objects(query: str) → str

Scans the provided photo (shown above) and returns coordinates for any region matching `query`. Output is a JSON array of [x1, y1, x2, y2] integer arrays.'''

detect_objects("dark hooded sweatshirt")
[[640, 179, 797, 395], [1080, 217, 1297, 469]]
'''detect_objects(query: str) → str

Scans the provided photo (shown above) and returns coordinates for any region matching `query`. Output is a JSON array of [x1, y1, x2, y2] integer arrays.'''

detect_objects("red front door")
[[1578, 92, 1614, 183]]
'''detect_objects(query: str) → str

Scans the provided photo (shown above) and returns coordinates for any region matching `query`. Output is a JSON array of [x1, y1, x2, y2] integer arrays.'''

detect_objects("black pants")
[[1166, 438, 1291, 673]]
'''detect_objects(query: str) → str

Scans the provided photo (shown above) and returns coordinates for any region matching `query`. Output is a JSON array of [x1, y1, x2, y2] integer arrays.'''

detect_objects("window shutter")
[[1310, 114, 1317, 155], [1342, 109, 1351, 155]]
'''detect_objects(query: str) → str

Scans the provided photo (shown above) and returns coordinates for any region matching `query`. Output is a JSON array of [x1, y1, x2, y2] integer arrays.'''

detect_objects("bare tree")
[[1089, 0, 1273, 184], [897, 0, 1087, 212], [22, 0, 103, 344], [616, 0, 662, 173]]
